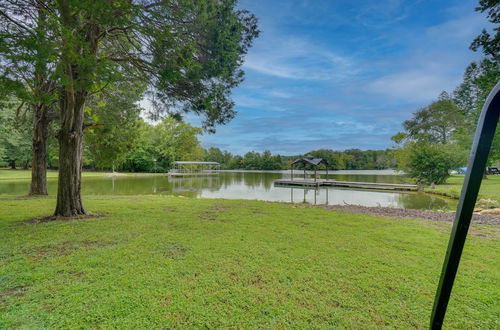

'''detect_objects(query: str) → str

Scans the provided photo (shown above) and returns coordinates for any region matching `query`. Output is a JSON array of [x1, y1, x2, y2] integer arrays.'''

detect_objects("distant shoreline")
[[219, 169, 404, 175]]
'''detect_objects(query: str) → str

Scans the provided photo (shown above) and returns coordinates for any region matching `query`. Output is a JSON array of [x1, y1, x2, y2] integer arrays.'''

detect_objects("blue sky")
[[190, 0, 489, 155]]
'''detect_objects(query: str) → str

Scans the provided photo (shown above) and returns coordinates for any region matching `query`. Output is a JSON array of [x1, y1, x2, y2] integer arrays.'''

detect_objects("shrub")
[[396, 143, 461, 185]]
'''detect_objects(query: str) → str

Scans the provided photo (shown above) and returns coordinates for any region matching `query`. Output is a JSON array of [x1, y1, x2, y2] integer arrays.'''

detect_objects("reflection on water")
[[0, 171, 457, 210]]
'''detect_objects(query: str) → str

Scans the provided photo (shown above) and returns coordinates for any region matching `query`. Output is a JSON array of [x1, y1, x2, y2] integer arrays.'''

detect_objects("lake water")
[[0, 170, 457, 210]]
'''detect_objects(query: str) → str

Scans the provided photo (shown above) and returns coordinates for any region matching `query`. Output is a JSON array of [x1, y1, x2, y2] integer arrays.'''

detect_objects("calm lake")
[[0, 170, 457, 210]]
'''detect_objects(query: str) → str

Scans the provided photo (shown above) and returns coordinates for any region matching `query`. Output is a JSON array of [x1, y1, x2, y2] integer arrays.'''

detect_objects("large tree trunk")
[[54, 2, 99, 217], [54, 92, 87, 217], [29, 105, 49, 195]]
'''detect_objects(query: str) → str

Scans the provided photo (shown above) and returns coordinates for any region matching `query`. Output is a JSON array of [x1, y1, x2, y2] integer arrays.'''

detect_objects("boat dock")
[[167, 161, 220, 177], [274, 179, 418, 191], [167, 172, 218, 177]]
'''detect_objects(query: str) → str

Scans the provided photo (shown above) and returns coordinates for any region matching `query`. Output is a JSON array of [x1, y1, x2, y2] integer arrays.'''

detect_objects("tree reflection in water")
[[0, 171, 457, 210]]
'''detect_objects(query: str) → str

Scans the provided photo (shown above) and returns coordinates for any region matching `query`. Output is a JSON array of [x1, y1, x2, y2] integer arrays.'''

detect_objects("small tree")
[[395, 143, 461, 185]]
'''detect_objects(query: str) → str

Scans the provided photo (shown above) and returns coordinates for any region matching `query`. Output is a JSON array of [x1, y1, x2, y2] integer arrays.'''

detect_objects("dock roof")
[[172, 161, 220, 165], [291, 157, 328, 166]]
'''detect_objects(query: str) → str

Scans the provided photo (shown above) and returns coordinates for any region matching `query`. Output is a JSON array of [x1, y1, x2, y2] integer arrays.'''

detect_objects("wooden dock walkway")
[[274, 179, 418, 191]]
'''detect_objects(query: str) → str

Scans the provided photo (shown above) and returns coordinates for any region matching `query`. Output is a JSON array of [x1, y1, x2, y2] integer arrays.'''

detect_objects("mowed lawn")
[[426, 174, 500, 208], [0, 169, 109, 181], [0, 196, 498, 328]]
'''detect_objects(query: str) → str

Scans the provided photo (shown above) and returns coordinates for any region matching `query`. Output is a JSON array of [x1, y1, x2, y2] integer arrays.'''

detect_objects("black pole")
[[430, 81, 500, 328]]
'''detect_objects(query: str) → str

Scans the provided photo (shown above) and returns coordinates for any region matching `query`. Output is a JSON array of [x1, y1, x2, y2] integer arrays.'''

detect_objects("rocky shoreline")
[[318, 205, 500, 225]]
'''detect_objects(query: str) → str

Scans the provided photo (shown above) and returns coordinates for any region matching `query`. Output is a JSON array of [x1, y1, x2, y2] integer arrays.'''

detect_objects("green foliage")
[[465, 0, 500, 166], [0, 99, 32, 169], [395, 143, 461, 185], [391, 92, 466, 184], [397, 92, 464, 145], [202, 147, 397, 171], [453, 58, 500, 166], [84, 81, 144, 169], [121, 117, 203, 173], [153, 116, 204, 168], [470, 0, 499, 60], [3, 0, 259, 132], [0, 196, 498, 327]]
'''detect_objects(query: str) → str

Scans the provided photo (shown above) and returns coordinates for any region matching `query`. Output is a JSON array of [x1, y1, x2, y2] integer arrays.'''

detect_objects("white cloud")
[[364, 9, 486, 104], [425, 12, 487, 46], [244, 37, 358, 81], [366, 70, 457, 103], [355, 0, 414, 28]]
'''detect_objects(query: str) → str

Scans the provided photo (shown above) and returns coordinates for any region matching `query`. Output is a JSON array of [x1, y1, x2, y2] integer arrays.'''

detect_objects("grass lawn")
[[0, 195, 498, 328], [0, 169, 109, 181], [426, 174, 500, 208], [0, 169, 163, 182]]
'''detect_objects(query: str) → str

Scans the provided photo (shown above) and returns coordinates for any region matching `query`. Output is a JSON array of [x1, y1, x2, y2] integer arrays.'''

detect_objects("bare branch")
[[0, 9, 34, 33]]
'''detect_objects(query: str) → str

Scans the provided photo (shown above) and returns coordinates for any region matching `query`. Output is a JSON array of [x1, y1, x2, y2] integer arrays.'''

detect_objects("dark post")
[[430, 81, 500, 328], [291, 162, 294, 181]]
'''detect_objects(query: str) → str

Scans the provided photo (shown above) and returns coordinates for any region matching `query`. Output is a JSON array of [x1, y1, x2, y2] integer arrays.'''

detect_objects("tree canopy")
[[0, 0, 260, 216]]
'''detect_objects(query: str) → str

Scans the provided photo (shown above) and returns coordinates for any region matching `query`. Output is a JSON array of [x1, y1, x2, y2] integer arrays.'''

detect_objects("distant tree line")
[[203, 147, 397, 171], [1, 113, 397, 172]]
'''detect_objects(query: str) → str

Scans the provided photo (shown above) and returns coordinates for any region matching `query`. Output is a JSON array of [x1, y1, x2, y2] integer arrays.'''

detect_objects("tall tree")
[[397, 92, 464, 145], [1, 0, 259, 216], [153, 116, 204, 169], [0, 1, 59, 195], [392, 92, 466, 184], [470, 0, 499, 61], [452, 0, 500, 166]]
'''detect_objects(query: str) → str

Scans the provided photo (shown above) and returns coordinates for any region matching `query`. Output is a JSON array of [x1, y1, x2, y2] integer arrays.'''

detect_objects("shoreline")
[[318, 204, 500, 225]]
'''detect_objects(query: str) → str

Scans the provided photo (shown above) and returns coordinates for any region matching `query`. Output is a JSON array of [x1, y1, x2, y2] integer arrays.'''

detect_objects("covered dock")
[[291, 157, 329, 182], [167, 161, 221, 177], [277, 156, 418, 191]]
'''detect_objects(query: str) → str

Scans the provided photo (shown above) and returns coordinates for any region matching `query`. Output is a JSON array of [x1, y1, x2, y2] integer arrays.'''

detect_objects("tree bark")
[[54, 0, 99, 216], [29, 105, 49, 195], [54, 91, 87, 217]]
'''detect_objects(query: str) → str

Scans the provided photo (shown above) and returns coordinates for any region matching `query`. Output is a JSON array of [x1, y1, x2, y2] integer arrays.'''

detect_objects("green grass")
[[0, 169, 161, 181], [426, 174, 500, 208], [0, 169, 109, 181], [0, 195, 498, 328]]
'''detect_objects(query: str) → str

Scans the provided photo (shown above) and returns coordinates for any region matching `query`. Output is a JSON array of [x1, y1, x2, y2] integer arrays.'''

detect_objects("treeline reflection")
[[0, 172, 456, 210]]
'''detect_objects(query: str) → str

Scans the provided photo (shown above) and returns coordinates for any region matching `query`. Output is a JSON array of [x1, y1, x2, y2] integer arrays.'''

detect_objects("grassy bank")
[[425, 175, 500, 208], [0, 169, 105, 181], [0, 169, 161, 181], [0, 196, 498, 328]]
